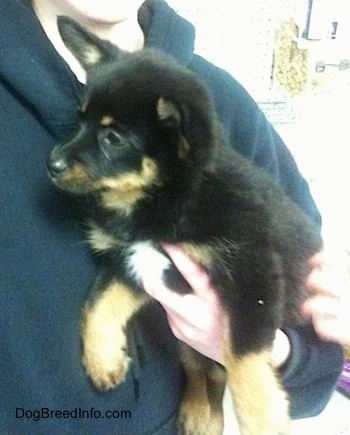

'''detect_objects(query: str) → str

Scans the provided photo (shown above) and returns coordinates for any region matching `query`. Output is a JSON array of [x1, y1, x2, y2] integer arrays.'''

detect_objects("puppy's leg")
[[224, 344, 289, 435], [225, 253, 290, 434], [179, 344, 226, 435], [82, 279, 149, 390], [221, 249, 290, 435], [206, 362, 226, 434]]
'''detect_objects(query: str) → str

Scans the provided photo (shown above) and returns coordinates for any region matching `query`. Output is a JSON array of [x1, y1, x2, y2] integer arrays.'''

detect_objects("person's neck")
[[32, 3, 144, 83]]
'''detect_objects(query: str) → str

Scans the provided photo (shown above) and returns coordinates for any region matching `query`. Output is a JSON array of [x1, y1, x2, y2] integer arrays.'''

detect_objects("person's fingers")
[[302, 295, 340, 320], [308, 251, 325, 269], [162, 244, 215, 302], [314, 318, 346, 343], [302, 295, 349, 344], [306, 260, 345, 298], [142, 272, 186, 311], [141, 244, 223, 329], [165, 310, 198, 341], [164, 303, 226, 364]]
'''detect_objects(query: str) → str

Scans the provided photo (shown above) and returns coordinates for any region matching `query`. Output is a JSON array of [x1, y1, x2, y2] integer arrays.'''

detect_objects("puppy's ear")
[[156, 98, 181, 128], [57, 16, 120, 71], [156, 98, 190, 159], [157, 96, 215, 165]]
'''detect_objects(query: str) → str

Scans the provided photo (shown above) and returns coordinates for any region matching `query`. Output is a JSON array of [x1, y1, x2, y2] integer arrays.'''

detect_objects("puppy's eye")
[[98, 128, 124, 148]]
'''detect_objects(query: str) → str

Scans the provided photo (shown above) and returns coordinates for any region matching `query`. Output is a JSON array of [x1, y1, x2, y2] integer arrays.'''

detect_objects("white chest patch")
[[126, 241, 172, 287]]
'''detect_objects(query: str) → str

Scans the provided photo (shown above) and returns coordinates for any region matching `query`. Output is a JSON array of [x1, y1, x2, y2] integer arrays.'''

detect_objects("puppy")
[[47, 17, 323, 435]]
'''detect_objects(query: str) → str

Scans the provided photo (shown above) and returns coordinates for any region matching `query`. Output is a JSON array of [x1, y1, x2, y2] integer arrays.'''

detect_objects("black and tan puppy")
[[48, 17, 322, 435]]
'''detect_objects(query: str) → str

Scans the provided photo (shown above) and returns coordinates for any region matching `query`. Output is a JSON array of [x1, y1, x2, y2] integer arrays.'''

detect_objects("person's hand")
[[142, 244, 227, 364], [302, 249, 350, 347], [142, 244, 291, 368]]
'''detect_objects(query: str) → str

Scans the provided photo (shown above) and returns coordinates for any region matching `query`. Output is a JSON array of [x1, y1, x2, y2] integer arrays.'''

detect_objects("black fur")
[[47, 17, 323, 435]]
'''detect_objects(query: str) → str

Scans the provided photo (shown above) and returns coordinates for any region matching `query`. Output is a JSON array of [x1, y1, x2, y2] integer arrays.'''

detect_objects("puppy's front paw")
[[81, 292, 132, 391], [83, 346, 130, 391], [81, 281, 147, 390]]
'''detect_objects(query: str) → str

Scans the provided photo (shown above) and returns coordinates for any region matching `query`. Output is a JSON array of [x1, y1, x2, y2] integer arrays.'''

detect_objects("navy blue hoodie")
[[0, 0, 343, 433]]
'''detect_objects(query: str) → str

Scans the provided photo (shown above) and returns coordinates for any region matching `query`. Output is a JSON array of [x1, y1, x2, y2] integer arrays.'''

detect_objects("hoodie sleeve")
[[280, 324, 344, 418], [189, 55, 344, 418]]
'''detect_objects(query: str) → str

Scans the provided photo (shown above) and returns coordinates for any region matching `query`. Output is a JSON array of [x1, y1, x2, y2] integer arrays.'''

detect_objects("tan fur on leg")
[[206, 363, 226, 434], [82, 281, 149, 390], [179, 344, 224, 435], [224, 341, 290, 435]]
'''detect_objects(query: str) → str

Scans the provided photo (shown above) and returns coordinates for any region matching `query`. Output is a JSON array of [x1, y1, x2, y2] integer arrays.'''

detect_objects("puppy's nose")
[[47, 157, 68, 177]]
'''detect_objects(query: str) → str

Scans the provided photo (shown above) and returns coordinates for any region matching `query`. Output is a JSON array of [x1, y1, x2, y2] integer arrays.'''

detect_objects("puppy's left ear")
[[57, 16, 120, 72]]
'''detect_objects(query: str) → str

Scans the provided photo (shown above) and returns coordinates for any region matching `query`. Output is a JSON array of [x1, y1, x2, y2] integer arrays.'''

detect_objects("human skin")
[[31, 0, 145, 82], [142, 245, 349, 369], [302, 251, 350, 347], [142, 244, 291, 368]]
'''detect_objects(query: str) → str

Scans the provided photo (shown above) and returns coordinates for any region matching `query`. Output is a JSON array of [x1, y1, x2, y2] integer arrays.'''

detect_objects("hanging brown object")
[[273, 18, 309, 94]]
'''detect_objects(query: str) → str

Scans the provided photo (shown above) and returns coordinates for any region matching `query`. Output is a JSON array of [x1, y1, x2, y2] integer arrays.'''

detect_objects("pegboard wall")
[[166, 0, 350, 123], [167, 0, 290, 100]]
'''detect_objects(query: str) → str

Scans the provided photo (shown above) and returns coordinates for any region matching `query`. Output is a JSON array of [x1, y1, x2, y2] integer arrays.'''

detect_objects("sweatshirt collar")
[[0, 0, 82, 138]]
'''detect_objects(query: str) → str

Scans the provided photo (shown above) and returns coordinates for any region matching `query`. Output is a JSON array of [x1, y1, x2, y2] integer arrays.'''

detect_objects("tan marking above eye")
[[101, 115, 115, 127]]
